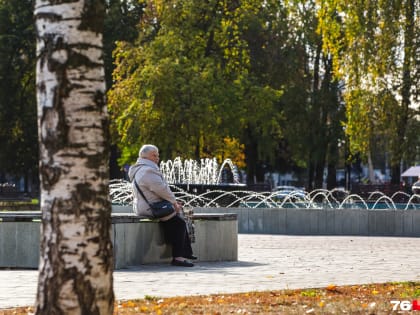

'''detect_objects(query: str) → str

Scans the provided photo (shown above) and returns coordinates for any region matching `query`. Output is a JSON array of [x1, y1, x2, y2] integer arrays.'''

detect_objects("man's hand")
[[173, 201, 183, 213]]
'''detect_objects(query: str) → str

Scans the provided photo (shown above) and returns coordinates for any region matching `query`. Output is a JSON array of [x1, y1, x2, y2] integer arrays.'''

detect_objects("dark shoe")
[[185, 255, 198, 260], [171, 259, 194, 267]]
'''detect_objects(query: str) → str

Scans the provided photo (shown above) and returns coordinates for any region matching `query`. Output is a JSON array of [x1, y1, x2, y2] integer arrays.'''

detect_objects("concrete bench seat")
[[0, 211, 238, 269], [0, 192, 33, 202], [0, 211, 41, 222]]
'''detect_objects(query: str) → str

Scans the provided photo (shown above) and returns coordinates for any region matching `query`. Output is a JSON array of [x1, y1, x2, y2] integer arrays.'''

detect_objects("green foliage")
[[3, 0, 415, 186], [103, 0, 145, 90], [0, 0, 37, 178], [317, 0, 419, 181], [108, 0, 349, 188], [108, 0, 284, 166]]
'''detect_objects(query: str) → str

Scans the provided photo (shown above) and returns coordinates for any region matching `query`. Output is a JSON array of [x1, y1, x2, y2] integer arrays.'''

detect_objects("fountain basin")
[[194, 207, 420, 237]]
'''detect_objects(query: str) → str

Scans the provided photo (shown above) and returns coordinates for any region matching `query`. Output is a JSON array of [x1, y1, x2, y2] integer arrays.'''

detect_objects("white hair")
[[139, 144, 158, 158]]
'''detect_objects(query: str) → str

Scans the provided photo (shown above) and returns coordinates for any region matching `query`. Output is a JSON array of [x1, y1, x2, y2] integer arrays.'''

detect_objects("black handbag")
[[133, 180, 175, 218], [149, 200, 175, 218]]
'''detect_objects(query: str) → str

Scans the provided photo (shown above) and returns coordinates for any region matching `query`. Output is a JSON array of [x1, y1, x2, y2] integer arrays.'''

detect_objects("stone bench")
[[0, 211, 238, 269]]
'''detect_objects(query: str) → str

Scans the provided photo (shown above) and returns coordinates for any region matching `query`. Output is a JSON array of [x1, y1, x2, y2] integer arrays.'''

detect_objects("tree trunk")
[[245, 137, 257, 184], [326, 139, 338, 190], [307, 160, 314, 191], [314, 159, 325, 189], [34, 0, 114, 314], [390, 0, 414, 185], [367, 151, 375, 183]]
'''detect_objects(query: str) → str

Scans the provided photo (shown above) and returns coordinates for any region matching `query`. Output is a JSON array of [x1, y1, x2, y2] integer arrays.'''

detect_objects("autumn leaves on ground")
[[3, 282, 419, 314], [110, 282, 420, 314]]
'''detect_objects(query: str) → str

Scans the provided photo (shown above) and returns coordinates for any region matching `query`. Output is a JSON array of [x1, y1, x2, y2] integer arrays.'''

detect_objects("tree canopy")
[[0, 0, 418, 189], [0, 0, 38, 185], [108, 0, 350, 186], [108, 0, 284, 172], [317, 0, 420, 183]]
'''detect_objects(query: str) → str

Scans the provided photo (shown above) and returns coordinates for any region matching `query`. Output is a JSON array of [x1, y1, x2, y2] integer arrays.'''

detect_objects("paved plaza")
[[1, 234, 419, 309]]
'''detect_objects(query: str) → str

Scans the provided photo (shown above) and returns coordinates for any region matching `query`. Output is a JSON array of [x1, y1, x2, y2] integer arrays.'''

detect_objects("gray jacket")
[[128, 158, 176, 220]]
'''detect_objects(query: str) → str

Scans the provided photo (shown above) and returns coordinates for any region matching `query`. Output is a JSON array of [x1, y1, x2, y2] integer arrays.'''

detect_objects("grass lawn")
[[2, 281, 419, 314]]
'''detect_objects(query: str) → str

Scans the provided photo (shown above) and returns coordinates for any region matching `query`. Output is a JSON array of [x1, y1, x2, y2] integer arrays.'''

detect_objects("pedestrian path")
[[1, 235, 419, 309]]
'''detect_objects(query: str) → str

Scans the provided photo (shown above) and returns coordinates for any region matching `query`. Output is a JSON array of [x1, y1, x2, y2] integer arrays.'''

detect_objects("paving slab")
[[0, 234, 419, 309]]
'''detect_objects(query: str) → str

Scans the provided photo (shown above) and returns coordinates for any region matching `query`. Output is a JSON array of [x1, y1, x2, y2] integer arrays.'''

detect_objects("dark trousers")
[[160, 214, 193, 258]]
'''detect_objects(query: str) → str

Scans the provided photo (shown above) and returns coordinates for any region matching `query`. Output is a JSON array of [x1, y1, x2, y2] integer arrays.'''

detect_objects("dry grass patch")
[[1, 281, 419, 314]]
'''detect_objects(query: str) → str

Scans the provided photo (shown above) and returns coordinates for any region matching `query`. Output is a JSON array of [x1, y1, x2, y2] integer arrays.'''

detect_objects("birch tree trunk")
[[34, 0, 114, 313]]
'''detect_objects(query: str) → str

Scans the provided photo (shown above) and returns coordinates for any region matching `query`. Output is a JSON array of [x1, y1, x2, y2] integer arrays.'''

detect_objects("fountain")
[[159, 157, 240, 184], [109, 160, 420, 237], [159, 157, 246, 194], [109, 179, 420, 210], [109, 156, 420, 209]]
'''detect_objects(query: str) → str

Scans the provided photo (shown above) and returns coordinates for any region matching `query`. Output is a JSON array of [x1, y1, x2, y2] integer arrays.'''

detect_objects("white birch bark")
[[34, 0, 114, 313]]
